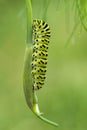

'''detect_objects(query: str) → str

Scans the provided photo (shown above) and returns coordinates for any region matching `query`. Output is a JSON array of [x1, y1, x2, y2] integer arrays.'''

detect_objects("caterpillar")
[[23, 19, 58, 127], [31, 19, 51, 90]]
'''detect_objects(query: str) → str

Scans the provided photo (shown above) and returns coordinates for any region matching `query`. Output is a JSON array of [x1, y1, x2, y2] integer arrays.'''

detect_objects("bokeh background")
[[0, 0, 87, 130]]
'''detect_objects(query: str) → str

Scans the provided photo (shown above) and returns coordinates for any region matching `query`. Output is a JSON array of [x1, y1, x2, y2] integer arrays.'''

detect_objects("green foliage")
[[76, 0, 87, 31]]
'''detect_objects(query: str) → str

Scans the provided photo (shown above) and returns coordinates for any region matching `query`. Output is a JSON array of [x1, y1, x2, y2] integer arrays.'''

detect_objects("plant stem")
[[38, 115, 58, 127], [25, 0, 33, 44]]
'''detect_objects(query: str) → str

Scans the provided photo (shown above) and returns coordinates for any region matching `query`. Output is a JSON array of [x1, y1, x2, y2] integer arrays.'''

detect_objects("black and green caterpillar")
[[32, 19, 51, 90]]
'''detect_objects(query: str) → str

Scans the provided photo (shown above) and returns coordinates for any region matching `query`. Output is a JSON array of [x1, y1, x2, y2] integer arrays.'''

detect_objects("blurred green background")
[[0, 0, 87, 130]]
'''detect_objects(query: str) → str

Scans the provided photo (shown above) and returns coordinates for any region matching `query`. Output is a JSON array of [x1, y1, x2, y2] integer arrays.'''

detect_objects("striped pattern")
[[31, 19, 51, 90]]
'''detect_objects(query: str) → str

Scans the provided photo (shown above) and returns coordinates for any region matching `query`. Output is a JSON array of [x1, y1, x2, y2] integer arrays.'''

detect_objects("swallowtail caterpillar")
[[23, 19, 58, 127]]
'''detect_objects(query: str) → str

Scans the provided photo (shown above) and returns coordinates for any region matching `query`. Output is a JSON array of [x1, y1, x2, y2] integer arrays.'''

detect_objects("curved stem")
[[32, 93, 58, 127], [25, 0, 33, 44], [38, 115, 58, 127], [33, 105, 59, 127]]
